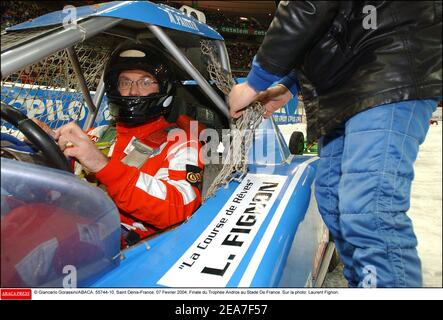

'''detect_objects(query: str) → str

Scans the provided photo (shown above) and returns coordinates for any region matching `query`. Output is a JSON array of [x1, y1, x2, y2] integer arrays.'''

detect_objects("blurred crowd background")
[[1, 0, 273, 77]]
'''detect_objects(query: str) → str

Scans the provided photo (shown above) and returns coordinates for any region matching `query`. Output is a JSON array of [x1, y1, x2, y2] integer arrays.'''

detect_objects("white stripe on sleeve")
[[166, 180, 197, 205], [168, 146, 199, 171], [135, 172, 167, 200]]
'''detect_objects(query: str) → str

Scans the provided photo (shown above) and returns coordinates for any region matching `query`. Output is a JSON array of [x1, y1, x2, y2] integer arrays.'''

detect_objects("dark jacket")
[[256, 1, 442, 142]]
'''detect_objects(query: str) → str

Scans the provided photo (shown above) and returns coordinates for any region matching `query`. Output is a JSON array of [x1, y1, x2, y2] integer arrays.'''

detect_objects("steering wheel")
[[1, 102, 71, 172]]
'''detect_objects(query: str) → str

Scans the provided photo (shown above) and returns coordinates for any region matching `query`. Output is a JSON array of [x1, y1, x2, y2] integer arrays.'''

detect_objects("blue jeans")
[[315, 99, 438, 287]]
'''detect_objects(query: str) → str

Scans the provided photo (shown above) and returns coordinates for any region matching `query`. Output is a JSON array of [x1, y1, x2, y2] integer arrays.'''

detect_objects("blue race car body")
[[1, 1, 332, 288]]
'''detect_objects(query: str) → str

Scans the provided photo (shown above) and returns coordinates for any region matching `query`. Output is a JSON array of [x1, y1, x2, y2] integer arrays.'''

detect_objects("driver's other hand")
[[31, 118, 56, 138], [54, 122, 108, 173], [228, 82, 259, 119]]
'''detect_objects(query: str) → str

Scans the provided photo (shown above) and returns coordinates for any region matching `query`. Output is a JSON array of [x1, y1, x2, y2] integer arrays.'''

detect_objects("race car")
[[1, 1, 335, 288]]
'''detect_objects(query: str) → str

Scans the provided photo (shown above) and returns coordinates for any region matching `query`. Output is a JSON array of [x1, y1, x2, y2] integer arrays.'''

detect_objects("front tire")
[[289, 131, 305, 155]]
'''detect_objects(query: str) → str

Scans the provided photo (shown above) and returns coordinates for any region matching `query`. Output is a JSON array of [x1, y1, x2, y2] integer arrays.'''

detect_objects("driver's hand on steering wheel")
[[54, 122, 109, 173]]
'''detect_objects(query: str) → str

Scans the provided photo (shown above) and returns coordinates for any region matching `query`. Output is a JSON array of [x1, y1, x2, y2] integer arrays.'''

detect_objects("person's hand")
[[256, 84, 293, 118], [228, 82, 259, 118], [54, 122, 108, 173]]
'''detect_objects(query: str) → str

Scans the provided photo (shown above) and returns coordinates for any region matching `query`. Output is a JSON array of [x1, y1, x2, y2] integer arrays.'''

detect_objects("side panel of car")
[[1, 158, 121, 287], [90, 156, 319, 287]]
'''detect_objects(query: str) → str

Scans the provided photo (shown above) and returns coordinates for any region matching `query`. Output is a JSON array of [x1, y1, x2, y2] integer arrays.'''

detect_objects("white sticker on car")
[[157, 173, 287, 287]]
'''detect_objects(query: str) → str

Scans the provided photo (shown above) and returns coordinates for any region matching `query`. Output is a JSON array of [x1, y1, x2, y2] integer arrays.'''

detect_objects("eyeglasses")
[[117, 77, 158, 90]]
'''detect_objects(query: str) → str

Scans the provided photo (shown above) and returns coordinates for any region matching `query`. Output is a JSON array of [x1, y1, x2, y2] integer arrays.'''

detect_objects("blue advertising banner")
[[1, 83, 111, 129], [2, 80, 303, 131]]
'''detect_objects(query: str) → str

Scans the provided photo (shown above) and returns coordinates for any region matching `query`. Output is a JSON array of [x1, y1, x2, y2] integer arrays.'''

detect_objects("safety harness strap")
[[121, 124, 179, 169]]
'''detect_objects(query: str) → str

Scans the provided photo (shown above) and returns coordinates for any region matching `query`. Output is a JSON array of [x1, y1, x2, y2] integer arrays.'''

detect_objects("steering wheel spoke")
[[1, 102, 72, 172]]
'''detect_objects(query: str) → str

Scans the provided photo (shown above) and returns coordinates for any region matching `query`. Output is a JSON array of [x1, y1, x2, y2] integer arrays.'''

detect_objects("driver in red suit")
[[54, 43, 204, 246]]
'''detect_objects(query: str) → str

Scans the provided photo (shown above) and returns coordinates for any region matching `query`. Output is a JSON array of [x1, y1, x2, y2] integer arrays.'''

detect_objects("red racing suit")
[[89, 115, 204, 241]]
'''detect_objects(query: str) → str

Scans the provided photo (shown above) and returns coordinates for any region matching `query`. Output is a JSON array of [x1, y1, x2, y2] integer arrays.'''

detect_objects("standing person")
[[228, 1, 442, 287], [55, 43, 204, 247]]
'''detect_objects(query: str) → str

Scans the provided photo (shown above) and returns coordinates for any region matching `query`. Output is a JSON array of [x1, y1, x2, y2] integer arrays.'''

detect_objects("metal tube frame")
[[214, 39, 235, 130], [2, 19, 232, 127], [270, 116, 290, 163], [214, 40, 231, 79], [1, 17, 121, 78], [147, 24, 230, 119], [67, 46, 97, 117], [82, 75, 106, 130]]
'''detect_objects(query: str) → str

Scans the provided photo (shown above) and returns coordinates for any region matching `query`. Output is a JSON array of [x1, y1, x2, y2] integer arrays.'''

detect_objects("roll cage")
[[1, 1, 231, 132]]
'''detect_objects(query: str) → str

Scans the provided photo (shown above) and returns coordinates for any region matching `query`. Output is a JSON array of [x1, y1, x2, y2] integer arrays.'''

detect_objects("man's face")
[[117, 70, 160, 97]]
